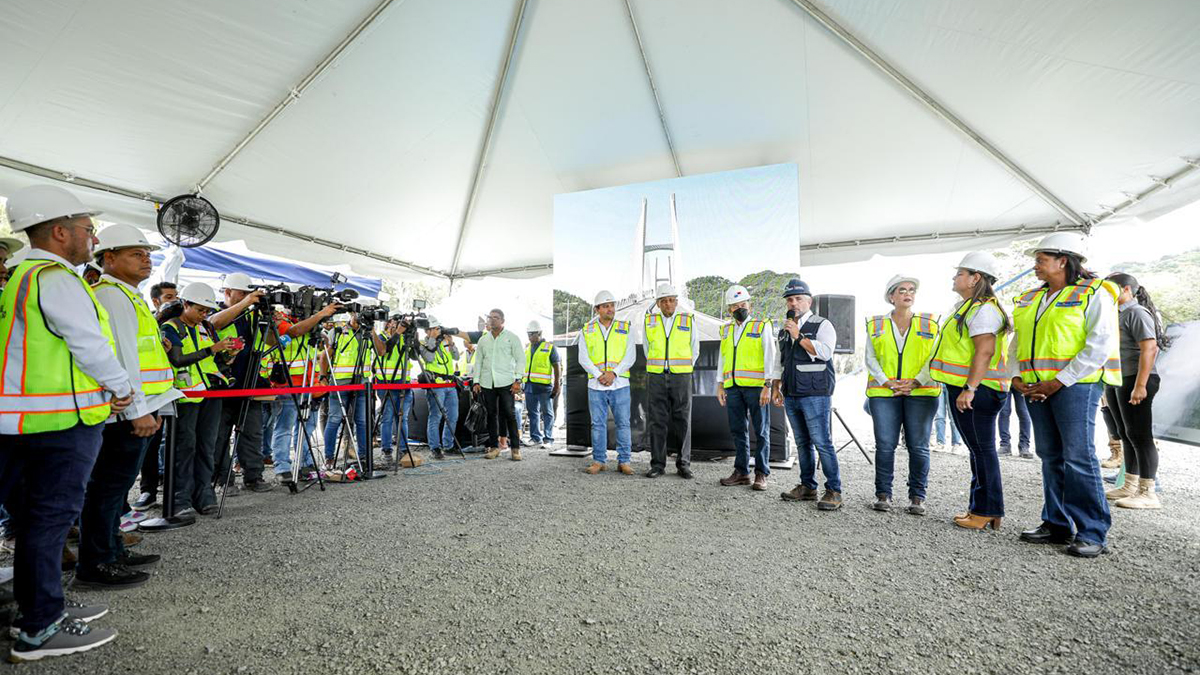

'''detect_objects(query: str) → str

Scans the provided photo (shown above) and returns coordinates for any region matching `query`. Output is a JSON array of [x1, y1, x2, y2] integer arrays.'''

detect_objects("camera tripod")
[[322, 324, 387, 481], [258, 321, 328, 494]]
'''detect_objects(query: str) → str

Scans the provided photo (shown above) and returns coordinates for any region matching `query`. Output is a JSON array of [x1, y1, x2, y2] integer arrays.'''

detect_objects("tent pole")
[[786, 0, 1086, 228], [195, 0, 400, 192], [622, 0, 682, 178], [448, 0, 531, 278], [1086, 157, 1200, 231]]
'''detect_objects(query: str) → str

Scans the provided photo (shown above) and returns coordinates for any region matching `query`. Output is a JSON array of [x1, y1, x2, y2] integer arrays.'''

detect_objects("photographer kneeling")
[[420, 316, 460, 460], [321, 313, 384, 468]]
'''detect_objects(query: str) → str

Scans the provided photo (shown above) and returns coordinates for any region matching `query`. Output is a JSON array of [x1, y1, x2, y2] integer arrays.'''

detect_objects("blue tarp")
[[152, 244, 382, 298]]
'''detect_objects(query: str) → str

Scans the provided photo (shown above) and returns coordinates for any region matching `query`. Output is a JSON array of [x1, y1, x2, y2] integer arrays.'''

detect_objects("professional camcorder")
[[250, 282, 360, 321]]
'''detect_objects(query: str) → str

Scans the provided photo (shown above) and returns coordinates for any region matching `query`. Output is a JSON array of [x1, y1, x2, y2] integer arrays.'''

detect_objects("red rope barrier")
[[181, 381, 455, 398]]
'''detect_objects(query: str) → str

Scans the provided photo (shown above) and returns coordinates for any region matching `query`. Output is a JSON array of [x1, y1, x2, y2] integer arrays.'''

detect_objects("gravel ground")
[[4, 432, 1199, 674]]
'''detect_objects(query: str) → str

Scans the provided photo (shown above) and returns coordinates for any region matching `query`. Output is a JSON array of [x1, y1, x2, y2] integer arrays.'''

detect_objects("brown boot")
[[617, 463, 634, 475], [1105, 474, 1139, 501], [584, 462, 607, 475], [719, 471, 751, 486], [954, 513, 1001, 531], [817, 490, 843, 511], [124, 531, 143, 548], [1100, 438, 1123, 469], [483, 447, 501, 460], [781, 485, 819, 502], [751, 472, 768, 491], [61, 544, 77, 571], [510, 447, 523, 461]]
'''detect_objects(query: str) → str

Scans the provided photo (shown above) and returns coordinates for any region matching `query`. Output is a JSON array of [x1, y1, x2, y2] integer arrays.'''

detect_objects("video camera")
[[249, 276, 361, 322]]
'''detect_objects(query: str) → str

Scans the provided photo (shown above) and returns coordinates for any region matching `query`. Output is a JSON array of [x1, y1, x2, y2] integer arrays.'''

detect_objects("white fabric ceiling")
[[1, 0, 1198, 280]]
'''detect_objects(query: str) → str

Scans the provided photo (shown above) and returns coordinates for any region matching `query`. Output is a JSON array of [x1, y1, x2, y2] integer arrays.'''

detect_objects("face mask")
[[732, 307, 749, 323]]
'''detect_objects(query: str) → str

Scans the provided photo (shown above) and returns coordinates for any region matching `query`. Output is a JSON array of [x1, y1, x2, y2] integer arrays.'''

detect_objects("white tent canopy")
[[1, 0, 1198, 280]]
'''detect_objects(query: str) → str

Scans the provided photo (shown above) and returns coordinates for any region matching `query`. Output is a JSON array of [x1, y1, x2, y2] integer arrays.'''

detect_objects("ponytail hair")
[[955, 271, 1011, 336], [1105, 272, 1172, 349]]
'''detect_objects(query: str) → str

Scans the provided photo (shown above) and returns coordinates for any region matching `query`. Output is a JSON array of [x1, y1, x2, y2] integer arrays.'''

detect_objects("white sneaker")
[[125, 510, 149, 524], [118, 519, 138, 533]]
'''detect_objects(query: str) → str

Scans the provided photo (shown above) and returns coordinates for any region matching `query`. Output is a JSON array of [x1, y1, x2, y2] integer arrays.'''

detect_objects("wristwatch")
[[965, 384, 978, 393]]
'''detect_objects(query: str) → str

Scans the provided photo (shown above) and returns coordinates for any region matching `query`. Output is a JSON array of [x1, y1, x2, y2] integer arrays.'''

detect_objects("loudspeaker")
[[813, 294, 855, 353]]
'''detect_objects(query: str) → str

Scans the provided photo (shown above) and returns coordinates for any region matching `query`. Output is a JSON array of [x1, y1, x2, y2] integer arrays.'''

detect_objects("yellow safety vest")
[[378, 335, 412, 382], [166, 319, 226, 404], [261, 333, 310, 381], [644, 312, 695, 374], [865, 313, 942, 398], [720, 319, 767, 388], [0, 259, 116, 433], [329, 331, 364, 383], [95, 280, 174, 396], [524, 341, 554, 385], [929, 298, 1011, 393], [424, 340, 455, 378], [457, 349, 475, 378], [582, 319, 631, 379], [1012, 279, 1123, 386]]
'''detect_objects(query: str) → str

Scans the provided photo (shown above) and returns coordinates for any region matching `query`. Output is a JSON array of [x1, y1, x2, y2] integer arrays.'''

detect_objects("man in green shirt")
[[471, 308, 525, 461]]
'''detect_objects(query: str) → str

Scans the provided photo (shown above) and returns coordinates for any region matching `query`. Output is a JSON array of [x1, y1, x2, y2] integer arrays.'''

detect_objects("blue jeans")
[[587, 387, 631, 463], [380, 389, 415, 452], [868, 395, 936, 499], [271, 396, 320, 474], [0, 423, 104, 634], [524, 382, 554, 444], [934, 390, 961, 445], [947, 385, 1006, 517], [1028, 382, 1110, 546], [784, 395, 838, 491], [726, 386, 769, 476], [261, 399, 280, 459], [324, 391, 367, 462], [426, 387, 459, 451], [998, 390, 1032, 453]]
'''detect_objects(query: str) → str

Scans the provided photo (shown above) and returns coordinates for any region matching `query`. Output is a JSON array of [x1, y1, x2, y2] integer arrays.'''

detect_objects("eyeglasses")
[[64, 222, 96, 237], [893, 287, 917, 295]]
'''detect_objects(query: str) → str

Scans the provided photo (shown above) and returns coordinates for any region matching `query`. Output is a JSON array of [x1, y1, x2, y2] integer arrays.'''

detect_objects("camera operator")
[[210, 272, 273, 493], [265, 301, 342, 486], [420, 316, 460, 460], [377, 316, 416, 462], [320, 313, 384, 467], [471, 308, 525, 461]]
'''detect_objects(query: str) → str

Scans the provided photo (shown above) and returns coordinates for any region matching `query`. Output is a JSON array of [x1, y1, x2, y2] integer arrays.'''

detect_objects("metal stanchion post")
[[140, 413, 198, 531]]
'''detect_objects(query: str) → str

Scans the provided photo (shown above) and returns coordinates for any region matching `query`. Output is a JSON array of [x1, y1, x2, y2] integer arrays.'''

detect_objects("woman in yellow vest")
[[864, 275, 941, 516], [929, 252, 1012, 531], [1010, 233, 1120, 558]]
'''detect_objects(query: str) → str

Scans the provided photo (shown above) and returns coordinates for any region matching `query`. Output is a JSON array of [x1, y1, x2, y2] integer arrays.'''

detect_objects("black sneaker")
[[132, 492, 157, 509], [8, 600, 109, 639], [115, 551, 161, 569], [72, 563, 150, 590], [244, 481, 274, 493], [10, 618, 117, 662]]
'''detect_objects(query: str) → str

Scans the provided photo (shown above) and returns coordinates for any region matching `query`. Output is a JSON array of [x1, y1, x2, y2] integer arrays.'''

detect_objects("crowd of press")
[[0, 184, 1169, 662]]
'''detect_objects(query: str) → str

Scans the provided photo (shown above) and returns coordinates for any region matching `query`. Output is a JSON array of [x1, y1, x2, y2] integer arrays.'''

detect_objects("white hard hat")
[[724, 285, 751, 306], [0, 236, 23, 254], [179, 282, 219, 309], [425, 314, 441, 329], [5, 247, 29, 269], [1027, 232, 1088, 263], [884, 274, 920, 303], [94, 223, 160, 257], [5, 185, 102, 232], [655, 282, 678, 300], [222, 272, 253, 291], [955, 252, 1001, 281], [593, 290, 615, 307], [526, 320, 543, 333]]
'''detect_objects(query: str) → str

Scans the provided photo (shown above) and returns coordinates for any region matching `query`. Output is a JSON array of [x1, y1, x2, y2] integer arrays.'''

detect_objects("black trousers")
[[215, 398, 265, 485], [79, 421, 150, 572], [175, 399, 223, 512], [138, 424, 165, 496], [482, 386, 520, 449], [647, 372, 692, 470], [1104, 375, 1161, 479]]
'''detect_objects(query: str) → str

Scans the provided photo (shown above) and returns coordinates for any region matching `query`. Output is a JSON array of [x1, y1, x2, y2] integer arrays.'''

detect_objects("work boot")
[[719, 471, 751, 487], [1105, 474, 1139, 501], [1115, 478, 1163, 510], [584, 462, 607, 475], [510, 447, 523, 462], [817, 490, 843, 511], [483, 447, 501, 460], [872, 493, 892, 512], [781, 485, 819, 502], [123, 532, 142, 548], [61, 544, 77, 572], [617, 463, 634, 475], [751, 472, 768, 491], [1100, 438, 1123, 469], [907, 497, 927, 516]]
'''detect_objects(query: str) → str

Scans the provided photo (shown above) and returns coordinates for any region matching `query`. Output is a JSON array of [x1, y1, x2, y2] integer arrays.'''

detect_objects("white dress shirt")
[[26, 249, 131, 400], [716, 317, 781, 382], [579, 318, 637, 391], [637, 308, 700, 369], [1006, 285, 1116, 387], [863, 311, 935, 387], [94, 274, 182, 422]]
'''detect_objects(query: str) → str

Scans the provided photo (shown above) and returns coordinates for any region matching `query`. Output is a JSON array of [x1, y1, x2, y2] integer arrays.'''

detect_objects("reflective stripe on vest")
[[168, 319, 224, 403], [525, 341, 554, 385], [865, 312, 942, 398], [95, 280, 174, 396], [720, 319, 766, 388], [0, 260, 116, 433], [929, 298, 1011, 393], [582, 319, 631, 379], [644, 312, 695, 374], [1012, 279, 1122, 386], [424, 342, 455, 377]]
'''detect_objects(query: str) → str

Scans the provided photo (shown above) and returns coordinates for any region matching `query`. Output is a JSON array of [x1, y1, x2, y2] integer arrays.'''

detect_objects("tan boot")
[[510, 447, 523, 461], [584, 462, 607, 475], [1100, 438, 1123, 469], [617, 463, 634, 475], [1105, 474, 1138, 501], [483, 447, 501, 460], [1115, 478, 1162, 510]]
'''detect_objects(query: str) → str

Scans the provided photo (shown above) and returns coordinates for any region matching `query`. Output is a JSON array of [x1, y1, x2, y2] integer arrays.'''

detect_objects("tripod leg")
[[215, 426, 241, 519], [834, 408, 872, 465]]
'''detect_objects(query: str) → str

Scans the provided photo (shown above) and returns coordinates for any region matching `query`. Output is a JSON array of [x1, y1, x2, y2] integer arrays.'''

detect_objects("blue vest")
[[780, 315, 836, 397]]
